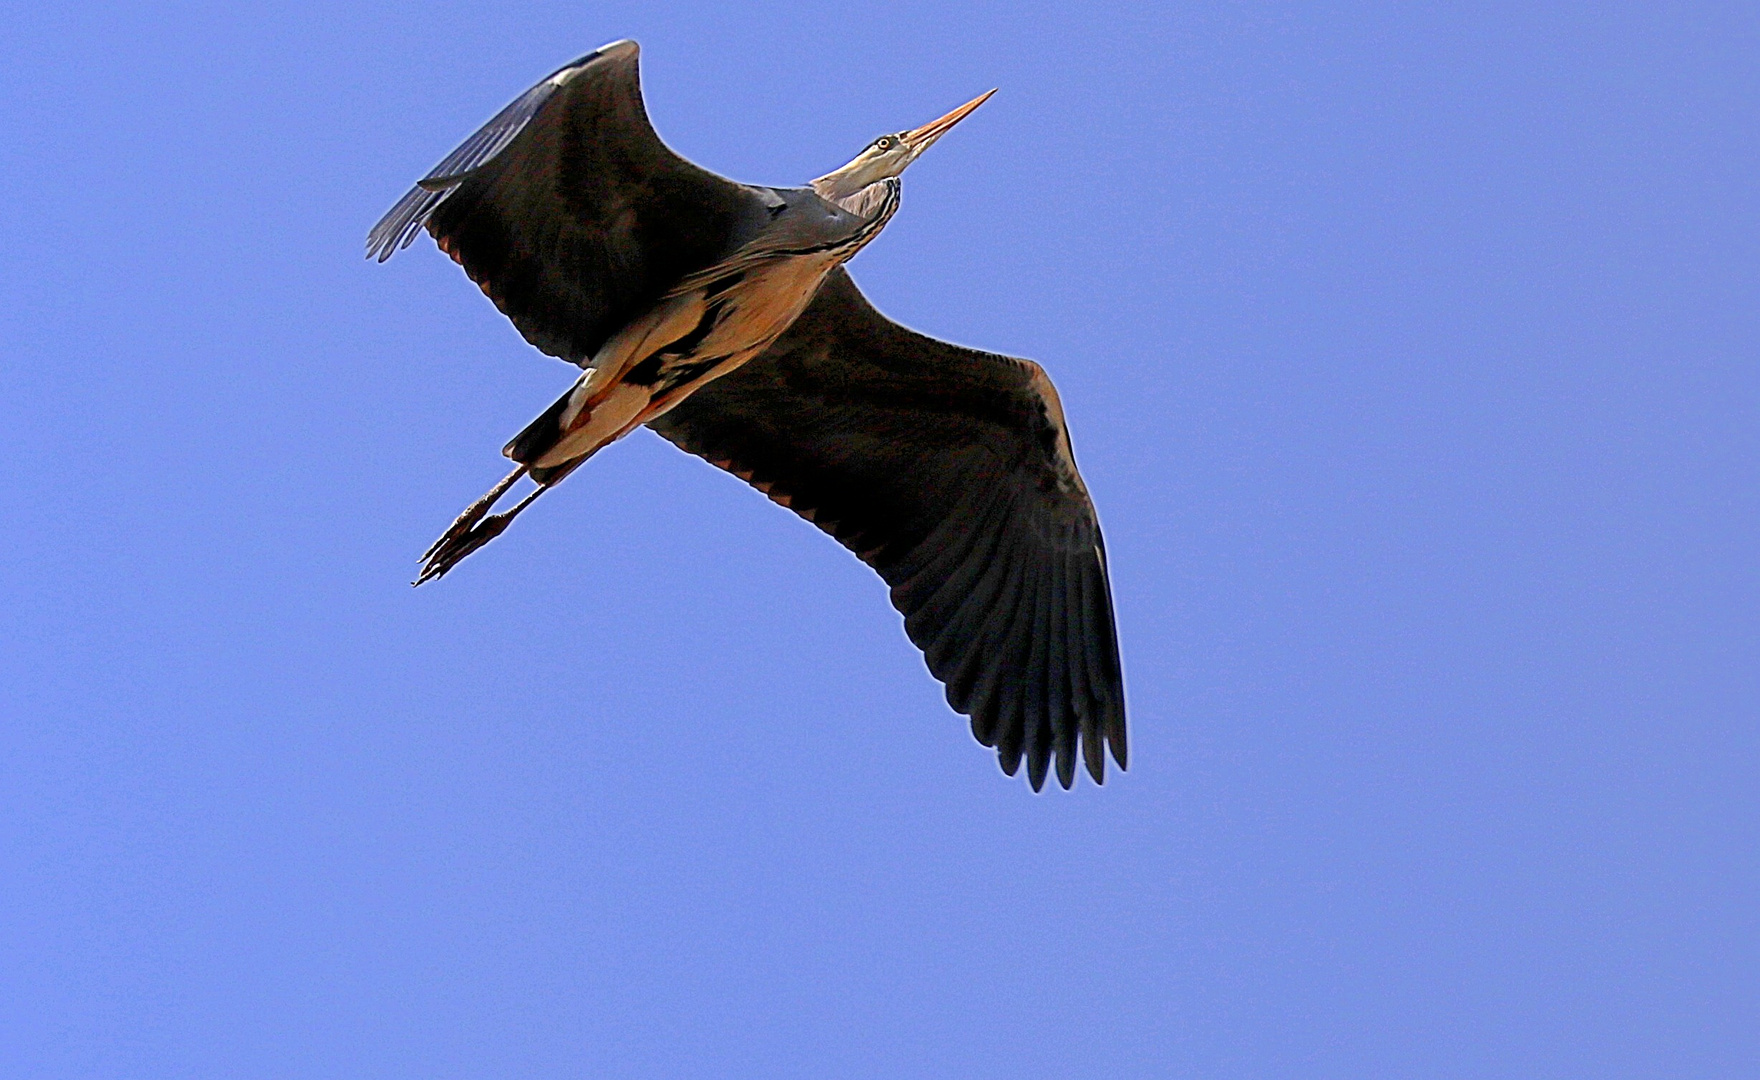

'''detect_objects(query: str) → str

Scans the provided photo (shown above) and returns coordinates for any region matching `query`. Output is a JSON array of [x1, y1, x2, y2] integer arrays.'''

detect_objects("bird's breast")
[[627, 255, 844, 402]]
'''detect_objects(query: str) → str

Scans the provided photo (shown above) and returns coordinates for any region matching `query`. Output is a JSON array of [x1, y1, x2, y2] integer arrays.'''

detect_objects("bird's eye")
[[874, 135, 895, 151]]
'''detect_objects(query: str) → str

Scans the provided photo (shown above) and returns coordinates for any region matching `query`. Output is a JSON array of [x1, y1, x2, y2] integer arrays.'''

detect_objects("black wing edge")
[[896, 505, 1128, 791], [364, 40, 638, 262]]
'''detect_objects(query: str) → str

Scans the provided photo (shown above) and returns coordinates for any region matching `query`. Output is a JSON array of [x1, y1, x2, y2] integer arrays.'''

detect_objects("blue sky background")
[[2, 2, 1755, 1077]]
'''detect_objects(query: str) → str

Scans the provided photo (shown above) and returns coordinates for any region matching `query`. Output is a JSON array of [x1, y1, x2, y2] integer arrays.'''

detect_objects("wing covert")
[[367, 40, 774, 364], [648, 267, 1127, 789]]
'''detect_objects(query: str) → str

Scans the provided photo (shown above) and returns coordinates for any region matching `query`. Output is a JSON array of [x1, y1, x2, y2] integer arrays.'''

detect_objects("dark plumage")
[[651, 270, 1126, 788], [369, 40, 1126, 788]]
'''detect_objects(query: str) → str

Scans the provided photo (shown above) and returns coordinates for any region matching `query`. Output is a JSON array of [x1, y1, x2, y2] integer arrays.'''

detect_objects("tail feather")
[[505, 374, 587, 464]]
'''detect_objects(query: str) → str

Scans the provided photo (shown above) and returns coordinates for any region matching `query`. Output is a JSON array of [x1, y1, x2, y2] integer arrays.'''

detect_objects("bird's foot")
[[415, 486, 545, 585], [416, 506, 518, 584], [420, 465, 527, 564]]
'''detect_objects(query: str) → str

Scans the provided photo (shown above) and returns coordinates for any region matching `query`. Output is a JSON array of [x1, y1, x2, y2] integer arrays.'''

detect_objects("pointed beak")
[[902, 89, 996, 160]]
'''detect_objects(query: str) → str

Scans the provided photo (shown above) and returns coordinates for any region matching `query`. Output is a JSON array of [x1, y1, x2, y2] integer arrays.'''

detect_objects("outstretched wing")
[[367, 40, 775, 365], [648, 268, 1127, 790]]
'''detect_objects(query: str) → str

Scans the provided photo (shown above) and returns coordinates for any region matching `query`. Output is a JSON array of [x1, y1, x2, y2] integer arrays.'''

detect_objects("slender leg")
[[420, 464, 527, 563], [415, 481, 550, 586]]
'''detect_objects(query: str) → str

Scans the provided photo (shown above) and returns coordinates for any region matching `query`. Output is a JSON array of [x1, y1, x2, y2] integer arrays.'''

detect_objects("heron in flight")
[[368, 40, 1125, 790]]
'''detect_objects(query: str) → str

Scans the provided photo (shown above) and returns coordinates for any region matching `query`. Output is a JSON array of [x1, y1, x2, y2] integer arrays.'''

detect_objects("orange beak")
[[901, 89, 997, 158]]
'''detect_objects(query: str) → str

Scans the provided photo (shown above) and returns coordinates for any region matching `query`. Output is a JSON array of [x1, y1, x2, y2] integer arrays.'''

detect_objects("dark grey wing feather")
[[367, 40, 773, 364], [648, 267, 1127, 790], [367, 73, 562, 260]]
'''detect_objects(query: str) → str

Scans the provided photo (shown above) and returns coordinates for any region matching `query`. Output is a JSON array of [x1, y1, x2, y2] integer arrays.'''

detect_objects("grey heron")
[[368, 40, 1125, 790]]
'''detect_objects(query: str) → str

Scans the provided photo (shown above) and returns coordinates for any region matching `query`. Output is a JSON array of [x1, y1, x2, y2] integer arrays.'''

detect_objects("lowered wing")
[[368, 40, 776, 365], [649, 267, 1127, 790]]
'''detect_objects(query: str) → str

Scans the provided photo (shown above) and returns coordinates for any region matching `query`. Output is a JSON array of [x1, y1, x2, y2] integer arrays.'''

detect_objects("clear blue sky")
[[2, 2, 1755, 1077]]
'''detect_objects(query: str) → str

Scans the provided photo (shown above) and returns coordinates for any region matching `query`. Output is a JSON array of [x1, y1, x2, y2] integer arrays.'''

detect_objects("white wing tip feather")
[[552, 39, 638, 86]]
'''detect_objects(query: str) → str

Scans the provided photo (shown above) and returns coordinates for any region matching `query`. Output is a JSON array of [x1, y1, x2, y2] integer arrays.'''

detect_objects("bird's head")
[[812, 89, 995, 205]]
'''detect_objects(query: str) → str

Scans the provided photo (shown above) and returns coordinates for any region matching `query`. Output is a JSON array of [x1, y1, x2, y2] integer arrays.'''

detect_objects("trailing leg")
[[415, 480, 551, 585], [420, 464, 526, 565]]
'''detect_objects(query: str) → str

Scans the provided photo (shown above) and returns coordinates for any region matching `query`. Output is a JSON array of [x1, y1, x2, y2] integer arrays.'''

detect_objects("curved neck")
[[825, 178, 902, 259], [815, 176, 900, 220]]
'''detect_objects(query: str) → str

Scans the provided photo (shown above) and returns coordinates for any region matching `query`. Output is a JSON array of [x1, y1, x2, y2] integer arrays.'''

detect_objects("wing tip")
[[554, 39, 638, 85], [1108, 710, 1129, 771], [373, 39, 638, 245], [982, 695, 1126, 791]]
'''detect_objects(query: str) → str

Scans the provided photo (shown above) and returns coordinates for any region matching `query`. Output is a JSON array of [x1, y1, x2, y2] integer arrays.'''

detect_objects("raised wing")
[[648, 268, 1127, 790], [367, 40, 775, 364]]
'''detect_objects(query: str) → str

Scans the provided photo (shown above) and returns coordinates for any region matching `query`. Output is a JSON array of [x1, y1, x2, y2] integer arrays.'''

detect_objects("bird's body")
[[370, 40, 1126, 790], [506, 182, 898, 481]]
